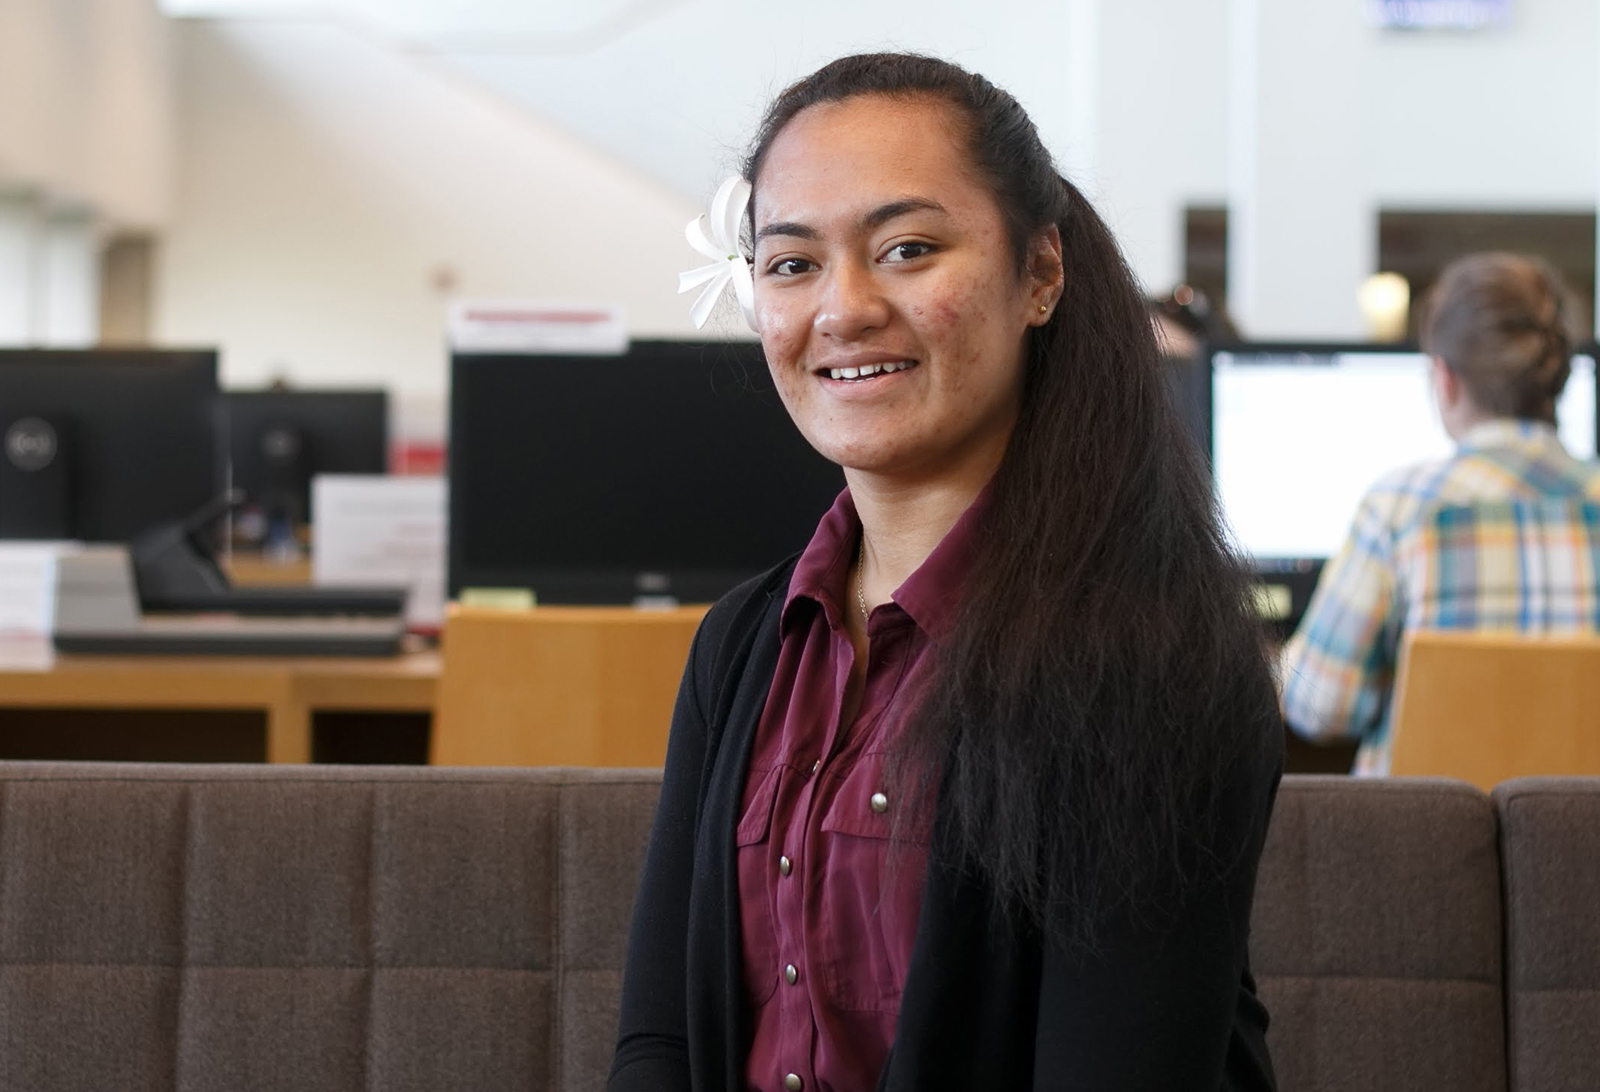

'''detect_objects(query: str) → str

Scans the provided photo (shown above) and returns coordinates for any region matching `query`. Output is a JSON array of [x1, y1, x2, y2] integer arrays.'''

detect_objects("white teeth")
[[827, 361, 916, 381]]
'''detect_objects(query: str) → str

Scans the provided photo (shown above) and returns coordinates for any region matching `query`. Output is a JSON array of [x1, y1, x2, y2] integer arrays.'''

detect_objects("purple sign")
[[1365, 0, 1512, 29]]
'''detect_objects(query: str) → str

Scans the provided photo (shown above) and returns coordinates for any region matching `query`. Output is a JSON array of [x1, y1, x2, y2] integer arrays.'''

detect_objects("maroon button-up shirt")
[[738, 487, 987, 1092]]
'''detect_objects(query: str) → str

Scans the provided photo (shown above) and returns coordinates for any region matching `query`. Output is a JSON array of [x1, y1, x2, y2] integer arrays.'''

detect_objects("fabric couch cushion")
[[1494, 777, 1600, 1092], [1253, 776, 1505, 1092]]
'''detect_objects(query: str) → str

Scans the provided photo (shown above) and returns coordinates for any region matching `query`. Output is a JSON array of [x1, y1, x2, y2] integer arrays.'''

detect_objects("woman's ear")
[[1026, 224, 1065, 326]]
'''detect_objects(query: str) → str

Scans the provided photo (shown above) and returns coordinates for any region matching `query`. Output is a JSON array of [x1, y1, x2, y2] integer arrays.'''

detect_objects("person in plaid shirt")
[[1281, 253, 1600, 774]]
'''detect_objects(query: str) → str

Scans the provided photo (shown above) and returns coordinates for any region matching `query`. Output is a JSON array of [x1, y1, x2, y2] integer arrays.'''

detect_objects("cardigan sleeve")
[[607, 610, 722, 1092], [1031, 743, 1282, 1091]]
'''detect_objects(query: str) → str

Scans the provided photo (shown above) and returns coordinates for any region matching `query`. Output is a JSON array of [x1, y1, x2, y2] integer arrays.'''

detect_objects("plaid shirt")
[[1280, 419, 1600, 775]]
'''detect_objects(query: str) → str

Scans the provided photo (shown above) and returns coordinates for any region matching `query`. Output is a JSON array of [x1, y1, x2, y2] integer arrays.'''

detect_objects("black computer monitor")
[[1163, 352, 1212, 458], [1208, 341, 1598, 634], [225, 389, 389, 537], [449, 340, 846, 605], [0, 348, 223, 542]]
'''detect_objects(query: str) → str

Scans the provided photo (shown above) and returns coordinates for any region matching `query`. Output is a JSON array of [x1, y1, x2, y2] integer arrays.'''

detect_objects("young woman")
[[611, 53, 1283, 1092], [1283, 252, 1595, 774]]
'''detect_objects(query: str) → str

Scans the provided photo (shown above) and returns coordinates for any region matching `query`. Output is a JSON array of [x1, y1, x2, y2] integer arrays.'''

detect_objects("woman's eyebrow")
[[755, 221, 818, 243], [754, 198, 948, 245], [861, 197, 946, 229]]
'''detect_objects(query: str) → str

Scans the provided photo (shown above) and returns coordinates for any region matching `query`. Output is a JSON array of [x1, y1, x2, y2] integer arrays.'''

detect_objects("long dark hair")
[[744, 54, 1281, 952]]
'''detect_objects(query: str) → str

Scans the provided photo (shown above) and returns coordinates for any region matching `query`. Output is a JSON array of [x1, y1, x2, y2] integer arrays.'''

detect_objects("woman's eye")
[[769, 258, 815, 277], [882, 242, 934, 264]]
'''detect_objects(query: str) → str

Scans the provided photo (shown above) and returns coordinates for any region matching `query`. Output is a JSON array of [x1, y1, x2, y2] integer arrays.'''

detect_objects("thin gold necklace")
[[856, 541, 870, 623]]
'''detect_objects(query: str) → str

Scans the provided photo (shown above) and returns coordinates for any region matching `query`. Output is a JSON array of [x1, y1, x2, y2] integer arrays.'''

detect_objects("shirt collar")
[[781, 484, 992, 642], [891, 487, 991, 642], [1457, 417, 1566, 456], [781, 489, 859, 636]]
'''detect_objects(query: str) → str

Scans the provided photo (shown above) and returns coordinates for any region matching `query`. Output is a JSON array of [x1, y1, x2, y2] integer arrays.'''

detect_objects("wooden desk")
[[0, 629, 1355, 772], [0, 638, 438, 763], [225, 553, 315, 587]]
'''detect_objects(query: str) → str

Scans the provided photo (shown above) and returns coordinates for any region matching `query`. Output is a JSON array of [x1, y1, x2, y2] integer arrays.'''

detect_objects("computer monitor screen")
[[449, 340, 846, 605], [1211, 343, 1597, 561], [0, 349, 223, 542], [225, 389, 389, 540]]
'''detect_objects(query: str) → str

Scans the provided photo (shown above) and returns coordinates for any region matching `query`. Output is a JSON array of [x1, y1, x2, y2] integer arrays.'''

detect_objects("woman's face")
[[751, 95, 1060, 485]]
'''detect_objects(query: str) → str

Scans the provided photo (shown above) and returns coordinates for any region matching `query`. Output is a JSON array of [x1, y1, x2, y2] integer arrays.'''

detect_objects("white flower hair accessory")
[[677, 175, 757, 332]]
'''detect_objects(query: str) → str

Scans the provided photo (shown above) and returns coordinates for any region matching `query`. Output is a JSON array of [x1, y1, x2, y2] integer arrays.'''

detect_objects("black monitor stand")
[[132, 493, 406, 618], [257, 422, 307, 547]]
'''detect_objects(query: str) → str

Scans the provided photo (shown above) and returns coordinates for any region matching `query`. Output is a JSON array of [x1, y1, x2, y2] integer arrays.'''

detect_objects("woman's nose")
[[813, 261, 890, 341]]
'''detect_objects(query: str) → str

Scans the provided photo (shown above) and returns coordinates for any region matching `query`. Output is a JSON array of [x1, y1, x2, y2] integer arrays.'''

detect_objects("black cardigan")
[[609, 558, 1281, 1092]]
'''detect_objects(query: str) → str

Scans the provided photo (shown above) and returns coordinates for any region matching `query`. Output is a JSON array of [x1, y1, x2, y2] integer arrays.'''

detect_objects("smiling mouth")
[[823, 360, 919, 382]]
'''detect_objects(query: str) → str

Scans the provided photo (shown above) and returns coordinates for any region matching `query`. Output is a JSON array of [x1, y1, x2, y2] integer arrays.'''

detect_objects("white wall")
[[39, 211, 101, 346], [0, 196, 42, 345], [1225, 0, 1597, 337], [0, 0, 170, 347], [1228, 0, 1377, 338], [1368, 1, 1596, 208], [155, 18, 706, 405], [0, 0, 173, 229], [1066, 0, 1230, 291]]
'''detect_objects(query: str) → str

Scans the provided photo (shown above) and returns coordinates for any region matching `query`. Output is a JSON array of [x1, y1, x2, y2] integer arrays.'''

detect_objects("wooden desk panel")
[[0, 639, 437, 763], [432, 606, 707, 768], [289, 651, 439, 711]]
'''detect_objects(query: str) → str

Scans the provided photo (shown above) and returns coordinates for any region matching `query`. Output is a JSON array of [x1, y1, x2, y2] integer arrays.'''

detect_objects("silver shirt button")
[[785, 1075, 803, 1092], [778, 855, 792, 876], [785, 964, 798, 985], [869, 792, 889, 814]]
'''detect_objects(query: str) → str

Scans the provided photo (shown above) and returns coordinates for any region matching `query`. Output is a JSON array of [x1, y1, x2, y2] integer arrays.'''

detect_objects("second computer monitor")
[[449, 340, 846, 605], [1210, 342, 1598, 562], [226, 389, 390, 535]]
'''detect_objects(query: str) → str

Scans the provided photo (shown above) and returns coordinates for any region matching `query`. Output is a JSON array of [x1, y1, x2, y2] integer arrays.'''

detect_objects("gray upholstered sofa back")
[[0, 765, 1594, 1091], [1493, 777, 1600, 1092], [0, 763, 658, 1092]]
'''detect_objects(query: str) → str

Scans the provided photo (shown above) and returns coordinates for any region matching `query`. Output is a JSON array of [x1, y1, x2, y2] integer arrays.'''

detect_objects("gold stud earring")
[[1038, 304, 1048, 314]]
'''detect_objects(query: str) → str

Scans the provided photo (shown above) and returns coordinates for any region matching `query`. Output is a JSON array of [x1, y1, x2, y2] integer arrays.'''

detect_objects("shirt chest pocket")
[[734, 766, 782, 1006], [815, 752, 932, 1012]]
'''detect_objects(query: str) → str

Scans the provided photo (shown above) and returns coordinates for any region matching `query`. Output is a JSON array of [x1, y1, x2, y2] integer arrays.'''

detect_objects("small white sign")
[[0, 542, 83, 635], [448, 300, 627, 355], [312, 475, 447, 630]]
